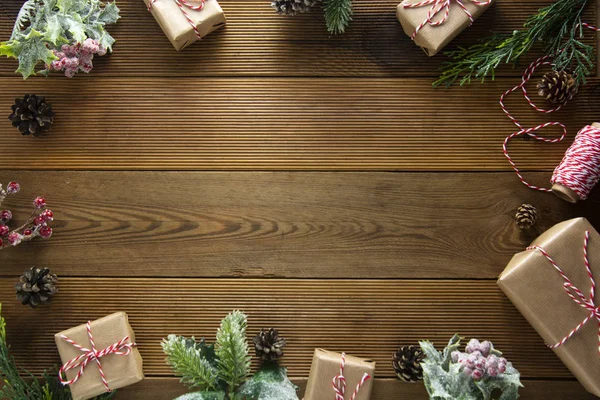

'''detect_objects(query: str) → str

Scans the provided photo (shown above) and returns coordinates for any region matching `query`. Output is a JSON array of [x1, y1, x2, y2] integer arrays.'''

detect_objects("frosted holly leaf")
[[173, 392, 226, 400], [237, 364, 299, 400], [44, 14, 67, 45], [3, 30, 57, 79], [98, 2, 121, 24], [64, 14, 87, 43]]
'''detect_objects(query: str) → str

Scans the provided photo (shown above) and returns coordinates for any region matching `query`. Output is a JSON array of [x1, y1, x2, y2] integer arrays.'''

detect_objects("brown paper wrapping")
[[396, 0, 494, 56], [143, 0, 226, 51], [55, 312, 144, 400], [304, 349, 375, 400], [498, 218, 600, 397]]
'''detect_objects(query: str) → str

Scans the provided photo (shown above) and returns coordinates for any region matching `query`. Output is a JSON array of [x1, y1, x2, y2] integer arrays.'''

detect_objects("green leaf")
[[173, 392, 226, 400], [13, 30, 57, 79], [98, 2, 121, 24], [237, 364, 299, 400], [44, 14, 65, 45], [64, 14, 87, 43], [162, 335, 221, 391]]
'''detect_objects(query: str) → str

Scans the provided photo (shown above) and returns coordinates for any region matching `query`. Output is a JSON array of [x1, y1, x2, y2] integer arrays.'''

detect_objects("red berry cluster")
[[47, 39, 107, 78], [0, 182, 53, 249], [451, 339, 508, 381]]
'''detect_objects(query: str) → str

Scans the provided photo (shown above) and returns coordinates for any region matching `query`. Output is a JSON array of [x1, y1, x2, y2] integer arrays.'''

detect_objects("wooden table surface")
[[1, 1, 600, 399]]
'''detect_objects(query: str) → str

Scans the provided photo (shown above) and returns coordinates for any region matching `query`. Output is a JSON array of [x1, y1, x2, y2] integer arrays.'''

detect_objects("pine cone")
[[8, 94, 55, 137], [392, 345, 425, 382], [515, 204, 537, 230], [253, 328, 286, 361], [537, 70, 577, 105], [271, 0, 321, 15], [15, 267, 58, 308]]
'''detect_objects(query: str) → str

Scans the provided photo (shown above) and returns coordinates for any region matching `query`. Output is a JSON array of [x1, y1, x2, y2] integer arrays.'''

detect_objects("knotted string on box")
[[403, 0, 493, 40], [148, 0, 206, 39], [501, 23, 600, 200], [332, 352, 371, 400], [58, 321, 136, 392], [527, 231, 600, 353]]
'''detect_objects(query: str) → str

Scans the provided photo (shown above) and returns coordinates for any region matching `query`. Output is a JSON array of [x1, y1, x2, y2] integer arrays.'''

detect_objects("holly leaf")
[[98, 2, 121, 24], [64, 14, 87, 43], [237, 364, 299, 400], [44, 14, 65, 45], [11, 30, 57, 79]]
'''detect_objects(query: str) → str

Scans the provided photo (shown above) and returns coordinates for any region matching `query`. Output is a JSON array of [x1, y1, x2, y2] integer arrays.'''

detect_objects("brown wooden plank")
[[1, 171, 599, 279], [0, 278, 578, 379], [2, 78, 600, 170], [116, 377, 598, 399], [0, 1, 595, 78]]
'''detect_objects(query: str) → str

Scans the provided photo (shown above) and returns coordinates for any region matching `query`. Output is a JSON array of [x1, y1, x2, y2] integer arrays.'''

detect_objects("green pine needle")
[[162, 335, 221, 391], [435, 0, 593, 88], [215, 311, 251, 396], [324, 0, 353, 34]]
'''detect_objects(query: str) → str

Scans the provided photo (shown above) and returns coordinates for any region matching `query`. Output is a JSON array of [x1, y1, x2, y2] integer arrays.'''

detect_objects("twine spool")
[[550, 123, 600, 203], [500, 55, 600, 203]]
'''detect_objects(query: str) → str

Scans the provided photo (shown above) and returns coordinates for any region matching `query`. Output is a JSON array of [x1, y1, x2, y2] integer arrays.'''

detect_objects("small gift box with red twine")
[[396, 0, 494, 56], [498, 218, 600, 397], [143, 0, 226, 51], [55, 312, 144, 400], [303, 349, 375, 400]]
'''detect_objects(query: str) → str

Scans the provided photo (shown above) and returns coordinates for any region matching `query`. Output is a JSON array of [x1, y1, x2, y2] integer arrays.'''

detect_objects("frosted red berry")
[[6, 182, 20, 194], [0, 210, 11, 222], [33, 196, 46, 209], [7, 232, 22, 246], [0, 225, 8, 236], [34, 216, 45, 226], [42, 209, 54, 221], [39, 225, 53, 239], [23, 229, 32, 236]]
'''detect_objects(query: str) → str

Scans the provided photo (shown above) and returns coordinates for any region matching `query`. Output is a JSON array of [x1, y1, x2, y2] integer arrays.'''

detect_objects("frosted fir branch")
[[0, 182, 53, 250], [215, 311, 251, 396]]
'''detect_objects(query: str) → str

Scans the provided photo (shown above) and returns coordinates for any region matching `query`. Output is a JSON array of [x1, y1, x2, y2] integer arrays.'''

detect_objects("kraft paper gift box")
[[396, 0, 494, 56], [304, 349, 375, 400], [55, 312, 144, 400], [498, 218, 600, 397], [143, 0, 226, 51]]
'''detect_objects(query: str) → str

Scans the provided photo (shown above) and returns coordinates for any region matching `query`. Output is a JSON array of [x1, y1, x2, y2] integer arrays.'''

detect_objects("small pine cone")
[[8, 94, 55, 137], [271, 0, 322, 15], [392, 345, 425, 382], [253, 328, 286, 361], [515, 204, 537, 230], [15, 267, 58, 308], [537, 70, 578, 105]]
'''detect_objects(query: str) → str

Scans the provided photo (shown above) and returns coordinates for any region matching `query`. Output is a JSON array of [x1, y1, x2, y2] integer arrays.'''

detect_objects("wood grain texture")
[[2, 78, 600, 170], [1, 171, 599, 278], [0, 278, 576, 379], [116, 378, 599, 400], [0, 1, 595, 77]]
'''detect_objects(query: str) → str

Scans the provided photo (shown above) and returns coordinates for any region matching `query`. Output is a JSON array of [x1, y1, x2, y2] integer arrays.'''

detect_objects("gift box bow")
[[147, 0, 207, 39], [58, 320, 137, 392], [528, 230, 600, 352], [331, 352, 371, 400], [403, 0, 493, 40]]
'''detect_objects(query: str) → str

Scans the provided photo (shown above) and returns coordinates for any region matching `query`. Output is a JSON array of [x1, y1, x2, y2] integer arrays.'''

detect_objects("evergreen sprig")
[[435, 0, 593, 88], [215, 310, 251, 395], [324, 0, 353, 34], [162, 335, 220, 391]]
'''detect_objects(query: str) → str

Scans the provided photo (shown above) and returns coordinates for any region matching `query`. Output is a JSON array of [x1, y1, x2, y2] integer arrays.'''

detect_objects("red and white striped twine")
[[59, 321, 136, 391], [332, 352, 371, 400], [527, 231, 600, 354], [501, 24, 600, 199], [148, 0, 206, 39], [403, 0, 492, 40]]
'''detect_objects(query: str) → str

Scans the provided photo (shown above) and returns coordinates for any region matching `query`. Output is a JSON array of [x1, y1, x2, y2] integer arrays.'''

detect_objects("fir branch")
[[324, 0, 352, 34], [435, 0, 592, 87], [162, 335, 221, 391], [215, 311, 251, 397]]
